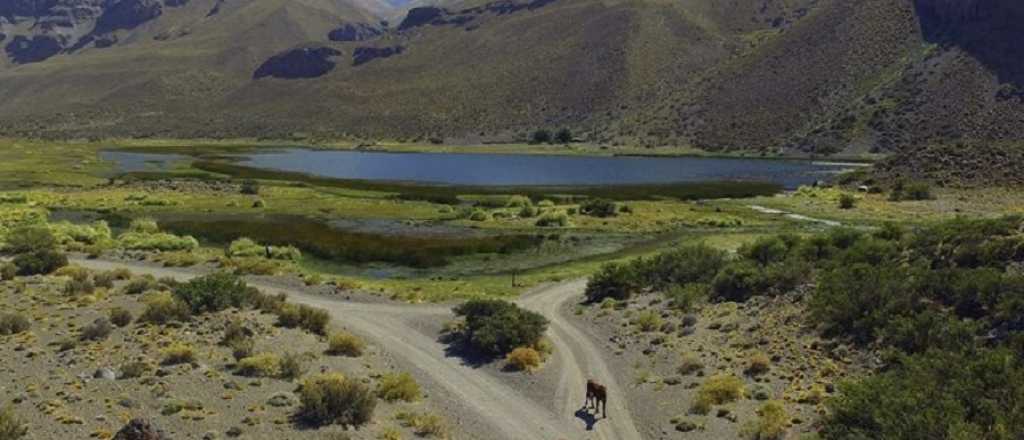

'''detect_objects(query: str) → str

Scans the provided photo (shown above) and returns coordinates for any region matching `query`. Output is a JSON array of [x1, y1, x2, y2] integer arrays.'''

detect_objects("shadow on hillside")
[[914, 0, 1024, 88]]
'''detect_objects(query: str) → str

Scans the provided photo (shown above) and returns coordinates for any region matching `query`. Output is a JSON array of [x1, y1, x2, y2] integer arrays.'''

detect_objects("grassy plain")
[[3, 138, 1023, 301]]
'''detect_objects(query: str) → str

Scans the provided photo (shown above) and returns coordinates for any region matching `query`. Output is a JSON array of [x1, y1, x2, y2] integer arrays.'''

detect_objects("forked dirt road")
[[73, 258, 642, 440]]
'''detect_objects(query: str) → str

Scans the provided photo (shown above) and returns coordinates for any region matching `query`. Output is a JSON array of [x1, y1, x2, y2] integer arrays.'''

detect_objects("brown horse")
[[584, 379, 608, 418]]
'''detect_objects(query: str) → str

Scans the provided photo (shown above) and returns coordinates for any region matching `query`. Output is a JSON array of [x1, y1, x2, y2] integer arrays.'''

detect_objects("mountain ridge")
[[0, 0, 1021, 155]]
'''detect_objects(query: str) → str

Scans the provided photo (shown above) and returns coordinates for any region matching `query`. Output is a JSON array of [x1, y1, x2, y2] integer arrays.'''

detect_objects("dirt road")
[[72, 258, 642, 440]]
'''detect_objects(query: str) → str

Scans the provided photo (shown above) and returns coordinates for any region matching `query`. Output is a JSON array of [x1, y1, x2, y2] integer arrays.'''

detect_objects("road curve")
[[72, 258, 641, 440], [518, 281, 644, 440]]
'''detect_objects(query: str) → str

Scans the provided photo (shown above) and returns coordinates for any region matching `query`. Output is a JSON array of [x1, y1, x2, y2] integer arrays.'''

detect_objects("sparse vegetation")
[[161, 343, 196, 365], [0, 314, 30, 336], [0, 405, 27, 440], [376, 372, 421, 402], [327, 331, 365, 357], [691, 375, 745, 415], [297, 373, 377, 428]]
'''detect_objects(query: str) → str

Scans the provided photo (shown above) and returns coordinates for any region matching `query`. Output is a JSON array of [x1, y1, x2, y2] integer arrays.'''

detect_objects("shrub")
[[229, 338, 254, 361], [744, 401, 788, 440], [63, 277, 95, 296], [711, 262, 762, 302], [240, 180, 260, 195], [746, 351, 771, 376], [161, 343, 195, 365], [327, 331, 365, 357], [518, 204, 540, 218], [584, 261, 644, 302], [823, 349, 1024, 440], [221, 319, 253, 346], [809, 264, 909, 343], [453, 299, 549, 356], [276, 304, 331, 335], [376, 372, 421, 402], [505, 195, 533, 208], [678, 354, 704, 375], [535, 212, 570, 227], [0, 263, 15, 281], [234, 352, 280, 377], [297, 373, 377, 428], [80, 317, 113, 341], [580, 199, 618, 218], [632, 310, 663, 332], [227, 237, 263, 257], [0, 314, 30, 336], [173, 272, 253, 314], [468, 209, 489, 222], [838, 193, 857, 209], [280, 352, 308, 380], [664, 284, 708, 312], [890, 181, 932, 201], [3, 226, 56, 254], [0, 405, 27, 440], [397, 412, 449, 438], [506, 347, 542, 372], [530, 129, 552, 144], [139, 292, 191, 324], [121, 276, 158, 295], [128, 218, 160, 234], [555, 128, 573, 144], [13, 249, 67, 275], [119, 232, 199, 251], [119, 360, 152, 379], [691, 375, 745, 415]]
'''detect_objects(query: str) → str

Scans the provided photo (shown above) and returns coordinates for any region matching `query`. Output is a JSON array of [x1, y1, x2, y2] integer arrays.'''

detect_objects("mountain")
[[0, 0, 1021, 155]]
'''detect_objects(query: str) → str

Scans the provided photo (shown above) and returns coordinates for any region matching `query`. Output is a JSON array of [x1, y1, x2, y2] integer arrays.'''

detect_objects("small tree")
[[452, 300, 549, 355], [554, 128, 573, 144], [839, 193, 857, 209], [530, 129, 552, 145]]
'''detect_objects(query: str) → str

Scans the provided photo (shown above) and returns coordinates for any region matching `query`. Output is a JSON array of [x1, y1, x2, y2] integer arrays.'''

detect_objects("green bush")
[[453, 299, 549, 356], [128, 218, 160, 234], [0, 314, 30, 336], [518, 204, 540, 218], [0, 405, 27, 440], [139, 292, 192, 324], [838, 193, 857, 209], [13, 249, 67, 276], [327, 331, 365, 357], [744, 400, 788, 440], [119, 232, 199, 251], [555, 128, 573, 144], [280, 352, 308, 380], [535, 212, 570, 227], [104, 307, 130, 328], [376, 372, 421, 402], [530, 129, 552, 144], [664, 284, 708, 312], [161, 343, 195, 365], [809, 264, 911, 343], [173, 272, 254, 314], [631, 310, 663, 332], [823, 349, 1024, 440], [297, 373, 377, 428], [0, 263, 14, 281], [585, 261, 644, 302], [121, 275, 158, 295], [505, 195, 533, 208], [889, 181, 932, 201], [236, 352, 282, 377], [3, 226, 56, 254], [580, 199, 618, 218], [276, 304, 331, 335], [691, 374, 745, 415]]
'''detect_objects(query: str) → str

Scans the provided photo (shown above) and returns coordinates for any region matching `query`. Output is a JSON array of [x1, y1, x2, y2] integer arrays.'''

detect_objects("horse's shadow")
[[575, 408, 599, 431]]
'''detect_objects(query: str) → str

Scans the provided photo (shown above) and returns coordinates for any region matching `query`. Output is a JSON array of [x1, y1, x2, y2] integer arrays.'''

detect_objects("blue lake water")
[[102, 149, 854, 189]]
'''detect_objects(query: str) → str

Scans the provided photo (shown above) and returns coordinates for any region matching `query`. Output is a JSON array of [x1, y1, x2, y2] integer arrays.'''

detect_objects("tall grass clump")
[[297, 373, 376, 428]]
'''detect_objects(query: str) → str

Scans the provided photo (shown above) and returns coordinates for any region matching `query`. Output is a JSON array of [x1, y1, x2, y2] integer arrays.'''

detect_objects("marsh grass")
[[160, 216, 541, 268]]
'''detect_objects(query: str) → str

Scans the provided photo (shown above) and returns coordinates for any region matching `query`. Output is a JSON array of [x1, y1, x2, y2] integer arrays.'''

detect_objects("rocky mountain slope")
[[0, 0, 1021, 155]]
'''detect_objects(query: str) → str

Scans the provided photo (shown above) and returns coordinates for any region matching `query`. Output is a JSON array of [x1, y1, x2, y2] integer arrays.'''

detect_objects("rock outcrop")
[[253, 47, 342, 79], [327, 22, 382, 42], [113, 418, 167, 440], [94, 0, 163, 34], [352, 45, 403, 66], [5, 34, 63, 63]]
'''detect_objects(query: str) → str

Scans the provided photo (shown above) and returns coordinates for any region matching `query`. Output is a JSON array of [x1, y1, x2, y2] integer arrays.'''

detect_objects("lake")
[[101, 148, 852, 189]]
